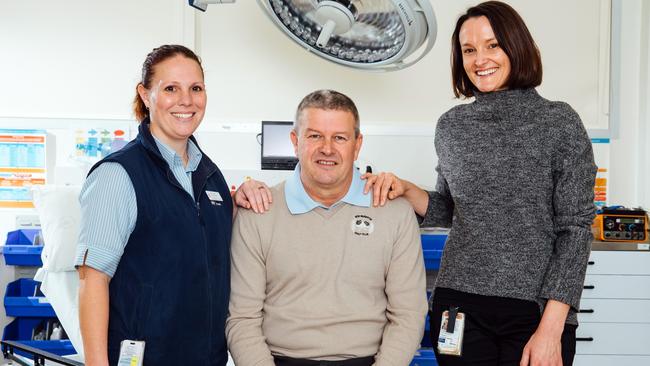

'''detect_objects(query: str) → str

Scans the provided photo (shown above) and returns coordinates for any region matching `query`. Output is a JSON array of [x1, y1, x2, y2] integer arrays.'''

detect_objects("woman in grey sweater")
[[364, 2, 596, 365]]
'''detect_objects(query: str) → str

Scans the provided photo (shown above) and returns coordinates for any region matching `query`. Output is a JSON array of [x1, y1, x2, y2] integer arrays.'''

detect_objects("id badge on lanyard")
[[437, 306, 465, 356], [118, 339, 145, 366]]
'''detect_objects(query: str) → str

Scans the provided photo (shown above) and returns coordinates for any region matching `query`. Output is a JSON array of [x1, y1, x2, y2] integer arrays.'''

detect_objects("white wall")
[[0, 0, 644, 212], [196, 0, 609, 129], [0, 0, 642, 228], [637, 0, 650, 210], [0, 0, 609, 126], [0, 0, 192, 120], [0, 0, 616, 187], [0, 1, 645, 224], [608, 0, 649, 207]]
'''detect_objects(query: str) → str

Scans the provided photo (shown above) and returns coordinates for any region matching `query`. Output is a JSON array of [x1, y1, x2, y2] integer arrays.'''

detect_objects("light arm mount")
[[188, 0, 235, 12]]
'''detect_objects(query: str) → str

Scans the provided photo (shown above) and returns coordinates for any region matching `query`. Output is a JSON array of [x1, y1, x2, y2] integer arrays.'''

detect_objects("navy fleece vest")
[[90, 121, 232, 366]]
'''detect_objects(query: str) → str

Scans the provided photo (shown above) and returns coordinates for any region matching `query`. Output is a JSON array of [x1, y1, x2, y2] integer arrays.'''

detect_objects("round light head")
[[258, 0, 437, 71]]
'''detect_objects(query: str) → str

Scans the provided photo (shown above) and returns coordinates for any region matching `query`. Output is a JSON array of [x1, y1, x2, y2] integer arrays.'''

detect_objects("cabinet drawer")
[[582, 275, 650, 299], [575, 323, 650, 355], [587, 251, 650, 275], [578, 299, 650, 323], [574, 355, 650, 366]]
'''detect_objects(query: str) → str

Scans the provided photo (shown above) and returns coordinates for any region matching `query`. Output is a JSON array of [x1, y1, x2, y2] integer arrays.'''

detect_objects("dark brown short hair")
[[451, 1, 542, 98], [132, 45, 204, 122], [294, 90, 360, 138]]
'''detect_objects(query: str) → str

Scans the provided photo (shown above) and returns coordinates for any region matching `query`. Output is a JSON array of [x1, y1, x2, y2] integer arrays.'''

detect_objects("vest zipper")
[[196, 200, 205, 225], [196, 169, 217, 357], [166, 168, 213, 349]]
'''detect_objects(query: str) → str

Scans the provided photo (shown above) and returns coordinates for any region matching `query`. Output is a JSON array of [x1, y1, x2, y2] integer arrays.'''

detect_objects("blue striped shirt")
[[74, 137, 202, 277]]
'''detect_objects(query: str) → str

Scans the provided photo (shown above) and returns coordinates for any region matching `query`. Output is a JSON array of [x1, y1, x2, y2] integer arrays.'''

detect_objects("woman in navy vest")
[[76, 45, 269, 366]]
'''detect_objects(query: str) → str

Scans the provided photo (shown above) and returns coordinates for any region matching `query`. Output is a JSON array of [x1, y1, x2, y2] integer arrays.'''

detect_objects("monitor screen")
[[261, 121, 298, 170]]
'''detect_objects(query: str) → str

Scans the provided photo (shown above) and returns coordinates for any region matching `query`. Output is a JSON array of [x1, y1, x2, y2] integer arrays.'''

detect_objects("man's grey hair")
[[294, 90, 360, 138]]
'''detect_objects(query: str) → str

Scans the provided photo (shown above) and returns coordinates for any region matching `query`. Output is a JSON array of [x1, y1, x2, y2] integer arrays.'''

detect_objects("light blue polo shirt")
[[74, 137, 202, 277], [284, 163, 371, 214]]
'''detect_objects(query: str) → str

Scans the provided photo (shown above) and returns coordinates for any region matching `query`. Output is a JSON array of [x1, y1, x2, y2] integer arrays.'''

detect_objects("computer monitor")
[[261, 121, 298, 170]]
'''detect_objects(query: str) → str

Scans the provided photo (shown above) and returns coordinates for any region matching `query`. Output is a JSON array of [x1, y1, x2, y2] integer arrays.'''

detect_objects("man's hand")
[[361, 172, 406, 207], [234, 179, 272, 213]]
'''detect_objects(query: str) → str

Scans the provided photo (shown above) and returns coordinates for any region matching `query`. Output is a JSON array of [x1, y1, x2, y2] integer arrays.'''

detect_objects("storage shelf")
[[4, 279, 55, 318], [2, 318, 75, 358], [3, 229, 77, 358]]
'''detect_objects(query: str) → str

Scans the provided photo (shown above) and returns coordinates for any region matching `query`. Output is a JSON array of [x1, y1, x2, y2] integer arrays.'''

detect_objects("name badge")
[[437, 307, 465, 356], [206, 190, 224, 205], [118, 339, 145, 366]]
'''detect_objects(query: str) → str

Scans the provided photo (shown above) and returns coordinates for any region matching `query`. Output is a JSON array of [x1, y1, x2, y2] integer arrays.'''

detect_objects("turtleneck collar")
[[474, 88, 539, 105]]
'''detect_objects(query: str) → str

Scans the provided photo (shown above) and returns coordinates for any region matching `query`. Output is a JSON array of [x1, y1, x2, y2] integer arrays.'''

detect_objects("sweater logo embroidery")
[[351, 215, 374, 236]]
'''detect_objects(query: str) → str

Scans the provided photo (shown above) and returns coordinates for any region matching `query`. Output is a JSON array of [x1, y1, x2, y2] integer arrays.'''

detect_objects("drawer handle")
[[576, 337, 594, 342], [583, 285, 595, 290], [587, 261, 595, 265], [578, 309, 594, 313]]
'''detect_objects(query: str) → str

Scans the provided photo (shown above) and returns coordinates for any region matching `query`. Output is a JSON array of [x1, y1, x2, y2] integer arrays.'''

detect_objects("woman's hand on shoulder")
[[361, 172, 406, 207], [233, 179, 272, 214]]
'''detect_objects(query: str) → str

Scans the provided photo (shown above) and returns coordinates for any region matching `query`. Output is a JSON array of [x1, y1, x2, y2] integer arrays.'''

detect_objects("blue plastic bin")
[[2, 318, 75, 358], [5, 229, 41, 245], [1, 244, 43, 266], [417, 232, 446, 363], [4, 279, 55, 318], [410, 348, 437, 366], [420, 232, 447, 270], [2, 228, 43, 266], [421, 313, 433, 348]]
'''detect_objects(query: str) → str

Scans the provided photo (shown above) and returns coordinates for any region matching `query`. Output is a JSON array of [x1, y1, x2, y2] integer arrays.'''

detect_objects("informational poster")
[[74, 128, 128, 159], [0, 129, 47, 208], [591, 138, 610, 209]]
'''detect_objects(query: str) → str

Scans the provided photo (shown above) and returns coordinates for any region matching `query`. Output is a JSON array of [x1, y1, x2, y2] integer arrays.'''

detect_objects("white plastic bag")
[[33, 269, 84, 359], [32, 185, 81, 272]]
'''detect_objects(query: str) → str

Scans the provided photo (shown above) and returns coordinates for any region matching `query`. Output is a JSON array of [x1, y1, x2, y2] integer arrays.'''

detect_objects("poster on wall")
[[0, 129, 47, 208], [73, 128, 128, 160], [591, 138, 609, 210]]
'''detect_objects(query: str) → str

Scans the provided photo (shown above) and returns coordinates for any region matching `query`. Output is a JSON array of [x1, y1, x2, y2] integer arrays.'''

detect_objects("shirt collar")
[[284, 163, 371, 215], [152, 136, 202, 173]]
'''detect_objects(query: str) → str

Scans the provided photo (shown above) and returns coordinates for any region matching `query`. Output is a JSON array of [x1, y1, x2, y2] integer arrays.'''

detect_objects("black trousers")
[[273, 356, 375, 366], [430, 288, 577, 366]]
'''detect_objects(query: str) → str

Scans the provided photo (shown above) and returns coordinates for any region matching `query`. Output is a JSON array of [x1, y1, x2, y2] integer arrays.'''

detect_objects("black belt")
[[273, 355, 375, 366]]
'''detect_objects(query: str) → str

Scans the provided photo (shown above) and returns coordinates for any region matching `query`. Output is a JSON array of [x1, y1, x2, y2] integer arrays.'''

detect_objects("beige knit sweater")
[[226, 183, 427, 366]]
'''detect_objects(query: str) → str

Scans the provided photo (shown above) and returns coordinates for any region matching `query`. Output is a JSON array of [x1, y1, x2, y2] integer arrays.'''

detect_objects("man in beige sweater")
[[226, 90, 427, 366]]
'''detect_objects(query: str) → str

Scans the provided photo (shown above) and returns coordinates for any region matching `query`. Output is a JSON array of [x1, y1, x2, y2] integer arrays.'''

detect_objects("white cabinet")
[[574, 250, 650, 366], [579, 299, 650, 323], [575, 323, 650, 354], [586, 251, 650, 275], [582, 275, 650, 299], [574, 355, 650, 366]]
